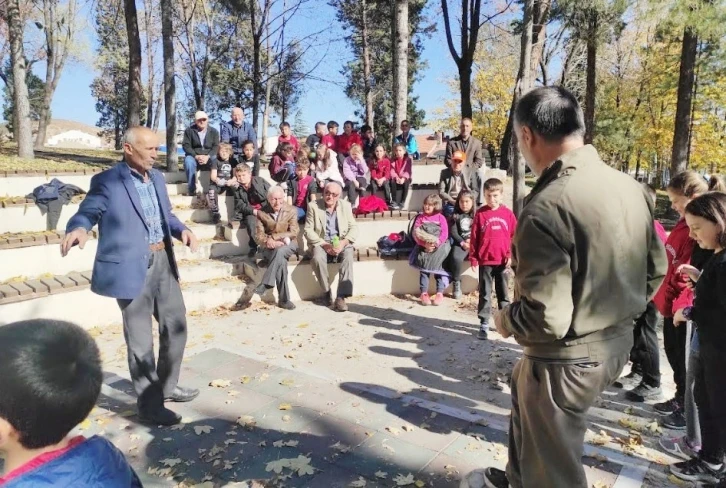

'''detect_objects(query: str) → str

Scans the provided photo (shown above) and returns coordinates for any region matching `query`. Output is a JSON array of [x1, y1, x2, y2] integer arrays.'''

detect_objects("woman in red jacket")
[[653, 171, 709, 422]]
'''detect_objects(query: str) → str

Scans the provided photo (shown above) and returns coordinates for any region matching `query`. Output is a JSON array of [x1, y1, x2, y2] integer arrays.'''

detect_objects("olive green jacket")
[[501, 145, 667, 361]]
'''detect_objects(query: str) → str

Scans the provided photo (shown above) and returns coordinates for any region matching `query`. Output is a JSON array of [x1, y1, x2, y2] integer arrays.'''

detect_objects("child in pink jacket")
[[390, 143, 412, 210], [409, 194, 451, 306]]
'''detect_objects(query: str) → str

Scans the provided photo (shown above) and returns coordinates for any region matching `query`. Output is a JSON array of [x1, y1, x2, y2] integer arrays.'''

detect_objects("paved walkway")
[[71, 295, 691, 487]]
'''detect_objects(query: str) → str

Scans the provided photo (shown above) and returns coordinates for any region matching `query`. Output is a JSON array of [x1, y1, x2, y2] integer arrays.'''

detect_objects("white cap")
[[194, 110, 208, 121]]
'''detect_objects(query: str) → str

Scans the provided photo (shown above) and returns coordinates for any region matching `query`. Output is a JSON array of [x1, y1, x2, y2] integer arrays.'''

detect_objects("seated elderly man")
[[236, 186, 298, 310], [304, 181, 359, 312]]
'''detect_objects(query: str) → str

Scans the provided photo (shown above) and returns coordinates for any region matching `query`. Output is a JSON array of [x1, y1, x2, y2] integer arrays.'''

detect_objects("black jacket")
[[182, 124, 220, 157], [449, 210, 475, 245], [438, 167, 480, 204], [693, 249, 726, 346], [232, 176, 271, 220]]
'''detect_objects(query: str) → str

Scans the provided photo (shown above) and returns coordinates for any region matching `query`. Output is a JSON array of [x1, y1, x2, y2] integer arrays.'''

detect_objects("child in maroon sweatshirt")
[[469, 178, 517, 340]]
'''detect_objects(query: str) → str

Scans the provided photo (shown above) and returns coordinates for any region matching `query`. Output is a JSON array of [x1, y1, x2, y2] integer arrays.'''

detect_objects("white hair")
[[267, 185, 286, 200]]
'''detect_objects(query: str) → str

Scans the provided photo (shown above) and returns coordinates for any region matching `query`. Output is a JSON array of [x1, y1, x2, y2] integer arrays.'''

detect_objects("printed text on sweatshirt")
[[469, 205, 517, 267]]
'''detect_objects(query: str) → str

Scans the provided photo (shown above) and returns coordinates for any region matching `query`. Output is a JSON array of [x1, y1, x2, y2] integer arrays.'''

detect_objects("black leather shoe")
[[138, 407, 182, 426], [278, 300, 296, 310], [164, 386, 200, 403]]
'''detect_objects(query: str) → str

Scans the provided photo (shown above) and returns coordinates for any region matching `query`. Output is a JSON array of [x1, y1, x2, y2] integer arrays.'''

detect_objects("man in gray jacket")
[[480, 87, 667, 488]]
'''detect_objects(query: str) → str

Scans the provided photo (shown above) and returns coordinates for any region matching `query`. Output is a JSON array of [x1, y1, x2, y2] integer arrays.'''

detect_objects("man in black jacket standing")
[[232, 164, 271, 257], [182, 111, 220, 197]]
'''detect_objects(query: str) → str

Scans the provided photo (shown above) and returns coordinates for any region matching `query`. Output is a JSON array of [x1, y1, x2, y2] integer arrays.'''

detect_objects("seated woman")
[[342, 144, 370, 209], [447, 190, 475, 300], [313, 143, 344, 187], [235, 186, 298, 311]]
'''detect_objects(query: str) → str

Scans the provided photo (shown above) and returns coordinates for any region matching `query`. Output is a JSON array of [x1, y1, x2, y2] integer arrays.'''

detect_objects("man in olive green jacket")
[[304, 181, 359, 312], [479, 87, 667, 488]]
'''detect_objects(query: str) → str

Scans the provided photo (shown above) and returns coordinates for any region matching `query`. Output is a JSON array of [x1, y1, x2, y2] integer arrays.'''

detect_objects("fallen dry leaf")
[[282, 414, 292, 423], [240, 376, 251, 384], [393, 473, 415, 486], [273, 440, 299, 447], [349, 478, 367, 487], [386, 426, 401, 436], [375, 471, 388, 479], [279, 403, 293, 411], [237, 415, 256, 429], [209, 379, 232, 388], [160, 458, 182, 467], [402, 425, 414, 432], [194, 425, 214, 435]]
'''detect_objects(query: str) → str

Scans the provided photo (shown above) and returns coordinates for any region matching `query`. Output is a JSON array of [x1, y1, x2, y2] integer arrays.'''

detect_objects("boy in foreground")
[[0, 319, 141, 487]]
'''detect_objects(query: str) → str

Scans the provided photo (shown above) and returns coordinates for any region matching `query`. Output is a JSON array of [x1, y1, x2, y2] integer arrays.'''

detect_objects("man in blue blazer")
[[61, 127, 200, 426]]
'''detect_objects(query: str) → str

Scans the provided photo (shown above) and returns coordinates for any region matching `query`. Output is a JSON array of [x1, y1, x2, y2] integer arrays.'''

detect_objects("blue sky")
[[14, 1, 461, 136]]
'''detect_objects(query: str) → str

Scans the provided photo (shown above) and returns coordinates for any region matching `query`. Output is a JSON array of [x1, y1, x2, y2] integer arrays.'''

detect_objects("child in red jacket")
[[470, 178, 517, 340], [368, 144, 392, 205], [652, 171, 709, 422], [277, 122, 300, 153]]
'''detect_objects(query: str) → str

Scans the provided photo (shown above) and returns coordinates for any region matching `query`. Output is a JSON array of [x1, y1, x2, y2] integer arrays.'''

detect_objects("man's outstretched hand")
[[181, 229, 199, 253], [60, 228, 89, 257], [494, 310, 512, 339]]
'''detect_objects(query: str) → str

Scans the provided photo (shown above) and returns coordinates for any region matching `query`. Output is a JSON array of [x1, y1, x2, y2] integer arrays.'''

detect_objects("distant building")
[[46, 130, 103, 149]]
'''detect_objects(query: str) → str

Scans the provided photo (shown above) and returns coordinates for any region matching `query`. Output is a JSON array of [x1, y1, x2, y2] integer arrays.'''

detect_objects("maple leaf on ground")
[[194, 425, 214, 435], [160, 458, 182, 467], [209, 379, 232, 388], [393, 473, 416, 486], [375, 471, 388, 478], [349, 477, 367, 487]]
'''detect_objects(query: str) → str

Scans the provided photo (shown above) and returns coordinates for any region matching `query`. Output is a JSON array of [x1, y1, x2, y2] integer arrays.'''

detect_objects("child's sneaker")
[[433, 292, 444, 306], [478, 322, 489, 340], [660, 435, 701, 461], [420, 292, 431, 306], [670, 457, 724, 484]]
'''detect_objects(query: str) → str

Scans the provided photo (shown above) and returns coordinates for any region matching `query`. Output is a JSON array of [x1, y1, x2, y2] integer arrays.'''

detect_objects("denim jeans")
[[183, 155, 214, 195]]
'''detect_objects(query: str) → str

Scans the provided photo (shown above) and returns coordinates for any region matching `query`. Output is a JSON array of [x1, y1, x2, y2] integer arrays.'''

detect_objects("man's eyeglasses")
[[324, 191, 340, 197], [197, 118, 208, 122]]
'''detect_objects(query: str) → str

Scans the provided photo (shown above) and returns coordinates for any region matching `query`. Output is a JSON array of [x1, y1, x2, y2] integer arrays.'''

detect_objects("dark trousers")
[[695, 341, 726, 463], [507, 353, 628, 488], [242, 214, 259, 251], [478, 265, 510, 325], [345, 177, 367, 206], [663, 316, 687, 401], [391, 179, 411, 206], [629, 301, 661, 387], [420, 272, 447, 293], [370, 179, 392, 203], [117, 250, 187, 413], [207, 184, 230, 216], [258, 243, 298, 303], [447, 244, 469, 281]]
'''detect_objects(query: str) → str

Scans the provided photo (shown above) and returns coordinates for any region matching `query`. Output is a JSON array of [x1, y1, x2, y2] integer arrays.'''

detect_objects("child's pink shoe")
[[420, 292, 431, 305], [433, 292, 444, 306]]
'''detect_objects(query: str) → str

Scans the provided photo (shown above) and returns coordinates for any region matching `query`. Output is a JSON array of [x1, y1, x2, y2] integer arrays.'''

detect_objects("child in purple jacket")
[[342, 144, 370, 208]]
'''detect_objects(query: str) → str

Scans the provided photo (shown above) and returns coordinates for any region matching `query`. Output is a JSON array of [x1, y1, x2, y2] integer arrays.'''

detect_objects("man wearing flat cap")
[[182, 110, 220, 198], [304, 180, 358, 312]]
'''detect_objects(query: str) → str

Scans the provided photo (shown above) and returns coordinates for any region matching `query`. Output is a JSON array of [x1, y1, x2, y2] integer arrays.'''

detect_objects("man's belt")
[[149, 241, 165, 252]]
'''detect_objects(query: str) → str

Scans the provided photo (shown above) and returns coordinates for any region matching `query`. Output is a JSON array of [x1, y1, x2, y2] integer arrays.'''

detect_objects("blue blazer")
[[66, 162, 188, 300]]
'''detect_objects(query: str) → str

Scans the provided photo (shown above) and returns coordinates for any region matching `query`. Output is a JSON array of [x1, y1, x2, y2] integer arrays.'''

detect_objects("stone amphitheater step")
[[0, 163, 450, 198], [0, 251, 479, 329], [0, 213, 415, 281]]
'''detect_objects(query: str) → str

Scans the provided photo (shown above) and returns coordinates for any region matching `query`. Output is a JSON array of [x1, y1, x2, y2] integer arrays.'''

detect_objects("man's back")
[[512, 145, 666, 349]]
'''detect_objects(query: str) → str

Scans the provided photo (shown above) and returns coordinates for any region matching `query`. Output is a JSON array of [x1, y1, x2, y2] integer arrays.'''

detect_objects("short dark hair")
[[0, 320, 102, 449], [276, 141, 294, 154], [242, 140, 255, 150], [279, 121, 290, 129], [344, 120, 354, 129], [327, 120, 339, 129], [514, 86, 585, 142], [401, 119, 410, 126], [315, 122, 326, 131], [361, 124, 372, 133], [484, 178, 504, 192]]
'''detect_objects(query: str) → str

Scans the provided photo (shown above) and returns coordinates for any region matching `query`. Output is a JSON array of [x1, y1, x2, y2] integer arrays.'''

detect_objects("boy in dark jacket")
[[470, 178, 517, 339], [233, 164, 271, 257], [0, 319, 141, 487]]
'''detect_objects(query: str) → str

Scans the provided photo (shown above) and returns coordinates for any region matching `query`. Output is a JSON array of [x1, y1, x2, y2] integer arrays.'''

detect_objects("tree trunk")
[[251, 0, 261, 136], [143, 0, 155, 127], [161, 0, 177, 171], [392, 0, 408, 145], [635, 150, 641, 181], [584, 9, 598, 144], [261, 20, 272, 156], [152, 81, 163, 132], [511, 0, 534, 216], [181, 0, 202, 110], [670, 27, 698, 175], [361, 0, 374, 130], [8, 0, 34, 159], [124, 0, 143, 128], [459, 65, 473, 119]]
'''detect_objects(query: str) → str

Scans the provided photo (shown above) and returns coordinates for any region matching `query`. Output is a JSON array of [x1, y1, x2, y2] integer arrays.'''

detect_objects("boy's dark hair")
[[279, 121, 290, 129], [297, 160, 311, 172], [686, 192, 726, 248], [276, 141, 294, 155], [361, 124, 372, 133], [327, 120, 339, 129], [514, 86, 585, 142], [315, 122, 326, 131], [484, 178, 504, 192], [0, 320, 102, 449], [344, 120, 354, 129], [242, 140, 255, 150]]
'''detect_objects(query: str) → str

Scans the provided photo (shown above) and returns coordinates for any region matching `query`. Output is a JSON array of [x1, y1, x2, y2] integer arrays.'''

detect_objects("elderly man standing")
[[304, 181, 358, 312], [60, 127, 201, 426], [477, 87, 667, 488], [236, 186, 298, 310], [182, 110, 219, 197], [221, 107, 258, 159], [444, 118, 485, 203]]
